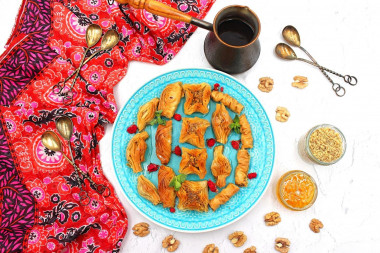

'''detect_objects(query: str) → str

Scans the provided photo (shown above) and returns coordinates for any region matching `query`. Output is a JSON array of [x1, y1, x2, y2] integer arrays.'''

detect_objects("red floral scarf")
[[0, 0, 214, 252]]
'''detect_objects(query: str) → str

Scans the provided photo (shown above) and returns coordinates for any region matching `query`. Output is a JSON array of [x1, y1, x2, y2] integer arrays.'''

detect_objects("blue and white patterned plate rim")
[[111, 68, 275, 233]]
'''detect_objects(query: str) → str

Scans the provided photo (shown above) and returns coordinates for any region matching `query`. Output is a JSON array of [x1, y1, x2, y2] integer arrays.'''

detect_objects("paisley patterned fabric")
[[0, 0, 214, 252]]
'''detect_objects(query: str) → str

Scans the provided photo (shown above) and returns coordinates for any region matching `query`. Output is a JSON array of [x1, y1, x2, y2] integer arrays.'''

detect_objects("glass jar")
[[299, 124, 346, 166], [277, 170, 318, 211]]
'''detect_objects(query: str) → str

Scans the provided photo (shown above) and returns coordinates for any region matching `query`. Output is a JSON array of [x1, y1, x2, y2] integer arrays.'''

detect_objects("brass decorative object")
[[276, 25, 357, 97], [56, 116, 111, 197], [53, 26, 120, 105], [116, 0, 261, 74], [41, 131, 91, 206], [42, 117, 112, 205]]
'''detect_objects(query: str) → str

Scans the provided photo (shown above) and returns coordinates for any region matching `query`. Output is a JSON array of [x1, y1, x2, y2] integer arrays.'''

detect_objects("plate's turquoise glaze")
[[112, 69, 275, 232]]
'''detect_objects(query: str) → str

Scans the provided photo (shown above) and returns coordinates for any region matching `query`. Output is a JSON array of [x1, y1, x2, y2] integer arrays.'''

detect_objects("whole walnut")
[[275, 237, 290, 253], [162, 235, 180, 252], [309, 218, 324, 233]]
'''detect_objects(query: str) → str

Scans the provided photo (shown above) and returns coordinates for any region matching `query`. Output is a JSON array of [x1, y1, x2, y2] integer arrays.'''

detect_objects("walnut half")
[[162, 235, 180, 252], [292, 75, 308, 89], [309, 218, 324, 233], [228, 231, 247, 247], [244, 246, 257, 253], [203, 243, 219, 253], [132, 222, 150, 237], [275, 237, 290, 253], [258, 77, 274, 92], [265, 212, 281, 226], [275, 107, 290, 122]]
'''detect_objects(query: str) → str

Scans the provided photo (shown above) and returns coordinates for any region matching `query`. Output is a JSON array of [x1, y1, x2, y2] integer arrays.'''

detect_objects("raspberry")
[[207, 180, 218, 192], [206, 138, 216, 148], [248, 172, 257, 179], [127, 124, 138, 134], [173, 113, 182, 121], [213, 83, 220, 91], [231, 140, 241, 150], [147, 163, 159, 173], [220, 87, 224, 92], [173, 146, 182, 156], [170, 207, 175, 213]]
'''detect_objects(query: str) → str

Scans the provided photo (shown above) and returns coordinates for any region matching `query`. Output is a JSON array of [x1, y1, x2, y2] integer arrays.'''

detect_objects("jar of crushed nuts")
[[299, 124, 346, 165]]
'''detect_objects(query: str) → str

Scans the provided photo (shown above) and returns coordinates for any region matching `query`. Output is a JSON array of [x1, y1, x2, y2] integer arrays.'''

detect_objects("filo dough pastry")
[[183, 82, 211, 115], [212, 103, 232, 144], [211, 90, 244, 114], [179, 147, 208, 179], [126, 131, 149, 173], [158, 165, 176, 208], [137, 175, 161, 205], [157, 81, 183, 118], [209, 183, 240, 211], [211, 145, 232, 188], [137, 97, 159, 131], [179, 117, 210, 148], [177, 180, 209, 212], [155, 120, 172, 164], [240, 114, 253, 149], [235, 148, 250, 187]]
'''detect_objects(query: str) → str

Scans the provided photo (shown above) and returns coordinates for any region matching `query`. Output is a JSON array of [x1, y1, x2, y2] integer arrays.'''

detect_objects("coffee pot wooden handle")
[[117, 0, 193, 23]]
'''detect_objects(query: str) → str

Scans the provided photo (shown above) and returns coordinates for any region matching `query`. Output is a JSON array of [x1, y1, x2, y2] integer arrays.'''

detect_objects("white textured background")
[[1, 0, 380, 252]]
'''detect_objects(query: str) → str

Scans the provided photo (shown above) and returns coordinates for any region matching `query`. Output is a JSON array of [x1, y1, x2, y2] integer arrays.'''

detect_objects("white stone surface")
[[1, 0, 379, 252]]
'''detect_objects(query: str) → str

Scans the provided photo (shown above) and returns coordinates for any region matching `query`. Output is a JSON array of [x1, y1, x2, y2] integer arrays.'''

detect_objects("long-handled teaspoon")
[[282, 25, 357, 86], [55, 116, 111, 197], [41, 131, 91, 206], [53, 25, 102, 98], [276, 43, 348, 96], [53, 29, 120, 105], [65, 25, 103, 99]]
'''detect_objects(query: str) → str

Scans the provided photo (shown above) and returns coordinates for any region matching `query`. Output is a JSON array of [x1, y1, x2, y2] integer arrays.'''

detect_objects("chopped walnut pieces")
[[258, 77, 274, 92], [309, 218, 324, 233], [244, 246, 257, 253], [228, 231, 247, 247], [203, 243, 219, 253], [292, 75, 308, 89], [162, 235, 180, 252], [275, 238, 290, 253], [275, 107, 290, 122], [309, 127, 343, 163], [132, 222, 150, 237], [265, 212, 281, 226]]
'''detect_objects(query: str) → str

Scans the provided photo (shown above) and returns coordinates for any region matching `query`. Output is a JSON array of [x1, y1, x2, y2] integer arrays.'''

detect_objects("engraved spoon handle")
[[298, 47, 357, 86], [296, 57, 346, 97]]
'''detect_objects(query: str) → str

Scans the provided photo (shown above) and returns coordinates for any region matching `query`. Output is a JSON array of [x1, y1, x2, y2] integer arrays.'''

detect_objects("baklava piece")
[[155, 120, 172, 164], [211, 145, 232, 188], [212, 103, 233, 144], [183, 82, 211, 115], [137, 175, 161, 205], [158, 165, 176, 208], [179, 117, 210, 148], [157, 81, 183, 119], [235, 148, 250, 187], [137, 97, 159, 131], [177, 180, 209, 212], [179, 147, 208, 179], [239, 114, 253, 149], [126, 131, 149, 173], [209, 183, 240, 211], [211, 90, 244, 114]]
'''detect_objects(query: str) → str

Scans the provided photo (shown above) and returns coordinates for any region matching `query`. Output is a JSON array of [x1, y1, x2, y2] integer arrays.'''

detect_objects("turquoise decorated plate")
[[112, 68, 274, 232]]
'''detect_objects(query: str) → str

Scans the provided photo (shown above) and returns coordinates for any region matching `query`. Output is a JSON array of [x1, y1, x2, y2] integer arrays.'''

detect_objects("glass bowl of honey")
[[277, 170, 318, 211]]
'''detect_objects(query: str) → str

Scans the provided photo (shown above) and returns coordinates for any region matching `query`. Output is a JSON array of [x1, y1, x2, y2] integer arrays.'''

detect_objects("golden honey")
[[277, 170, 317, 211]]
